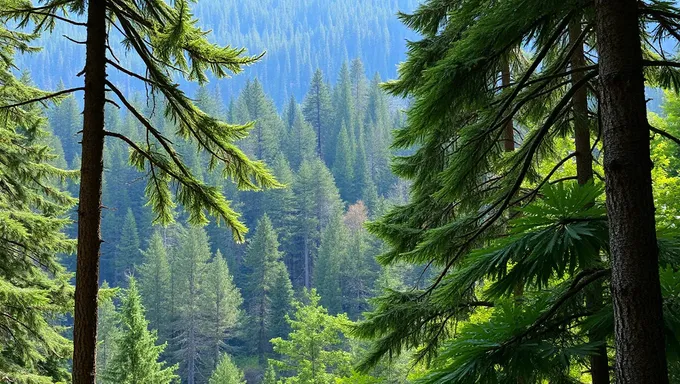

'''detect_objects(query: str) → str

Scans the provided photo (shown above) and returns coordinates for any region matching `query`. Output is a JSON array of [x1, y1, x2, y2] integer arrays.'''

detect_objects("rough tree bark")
[[72, 0, 107, 383], [595, 1, 668, 382]]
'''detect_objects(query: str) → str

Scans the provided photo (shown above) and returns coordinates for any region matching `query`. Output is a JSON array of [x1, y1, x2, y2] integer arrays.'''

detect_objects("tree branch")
[[0, 87, 84, 109]]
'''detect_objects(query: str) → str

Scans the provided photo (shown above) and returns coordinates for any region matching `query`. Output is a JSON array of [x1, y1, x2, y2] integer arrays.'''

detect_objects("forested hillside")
[[46, 59, 416, 382], [17, 0, 419, 106]]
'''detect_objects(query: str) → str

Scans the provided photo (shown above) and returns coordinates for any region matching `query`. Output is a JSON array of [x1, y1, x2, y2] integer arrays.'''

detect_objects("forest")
[[1, 0, 680, 383]]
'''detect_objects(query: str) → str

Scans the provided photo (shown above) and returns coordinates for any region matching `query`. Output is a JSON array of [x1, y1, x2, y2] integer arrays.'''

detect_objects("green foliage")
[[243, 215, 293, 363], [314, 212, 348, 315], [115, 208, 142, 284], [96, 283, 120, 383], [208, 353, 246, 384], [101, 277, 178, 384], [302, 70, 334, 160], [138, 231, 172, 341], [1, 0, 282, 242], [270, 289, 353, 384], [0, 32, 75, 383], [200, 250, 243, 371]]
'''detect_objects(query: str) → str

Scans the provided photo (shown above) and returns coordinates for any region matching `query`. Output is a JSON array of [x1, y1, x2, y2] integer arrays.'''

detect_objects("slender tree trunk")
[[304, 232, 310, 289], [502, 62, 515, 153], [569, 19, 610, 384], [72, 1, 107, 383], [595, 1, 668, 382]]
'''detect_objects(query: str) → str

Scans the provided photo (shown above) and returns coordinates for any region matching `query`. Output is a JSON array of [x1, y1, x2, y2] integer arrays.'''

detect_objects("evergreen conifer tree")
[[173, 226, 211, 384], [138, 231, 172, 341], [270, 289, 353, 384], [200, 250, 242, 371], [115, 208, 141, 284], [314, 212, 348, 315], [243, 215, 291, 365], [96, 285, 119, 384], [0, 35, 75, 383], [208, 353, 245, 384], [101, 277, 178, 384], [302, 69, 333, 160]]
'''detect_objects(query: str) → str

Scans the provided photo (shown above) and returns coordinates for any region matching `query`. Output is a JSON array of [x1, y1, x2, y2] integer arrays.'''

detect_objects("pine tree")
[[314, 212, 348, 315], [270, 289, 353, 384], [290, 159, 343, 288], [261, 155, 296, 244], [332, 125, 356, 202], [173, 226, 211, 384], [302, 69, 333, 160], [262, 364, 277, 384], [115, 208, 141, 285], [46, 90, 81, 166], [200, 250, 243, 372], [283, 104, 317, 170], [138, 231, 172, 341], [1, 3, 279, 381], [101, 277, 178, 384], [243, 215, 292, 365], [208, 353, 246, 384], [96, 285, 119, 384], [350, 58, 369, 128], [0, 34, 75, 383]]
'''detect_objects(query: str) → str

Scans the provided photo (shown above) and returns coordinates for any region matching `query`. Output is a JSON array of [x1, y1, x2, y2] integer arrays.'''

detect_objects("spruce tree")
[[1, 3, 279, 382], [200, 250, 243, 372], [173, 226, 211, 384], [283, 105, 318, 170], [314, 212, 348, 315], [332, 125, 356, 202], [115, 208, 141, 285], [270, 289, 353, 384], [101, 277, 178, 384], [302, 69, 333, 159], [96, 284, 119, 383], [137, 231, 172, 341], [0, 34, 75, 383], [243, 215, 291, 365], [290, 159, 343, 288], [208, 353, 245, 384]]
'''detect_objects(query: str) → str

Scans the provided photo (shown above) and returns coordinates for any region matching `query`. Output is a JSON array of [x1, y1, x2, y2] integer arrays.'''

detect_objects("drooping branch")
[[0, 87, 84, 109], [104, 80, 189, 178], [422, 70, 598, 297], [499, 268, 610, 348]]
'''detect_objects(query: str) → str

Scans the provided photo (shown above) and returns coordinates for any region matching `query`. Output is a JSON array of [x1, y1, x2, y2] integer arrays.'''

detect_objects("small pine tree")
[[262, 364, 277, 384], [243, 215, 291, 365], [200, 250, 243, 371], [314, 212, 348, 314], [270, 289, 353, 384], [302, 69, 334, 160], [101, 277, 178, 384], [115, 208, 141, 284], [96, 284, 119, 384], [208, 353, 246, 384], [138, 231, 172, 341]]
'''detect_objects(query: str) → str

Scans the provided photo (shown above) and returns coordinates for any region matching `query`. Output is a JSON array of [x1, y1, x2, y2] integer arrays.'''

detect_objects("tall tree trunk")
[[72, 1, 107, 383], [569, 19, 610, 384], [502, 62, 515, 153], [595, 1, 668, 382]]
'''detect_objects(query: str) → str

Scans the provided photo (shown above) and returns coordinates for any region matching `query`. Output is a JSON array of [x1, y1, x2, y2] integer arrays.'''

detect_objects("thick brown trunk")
[[569, 20, 610, 384], [72, 0, 107, 383], [595, 1, 668, 383]]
